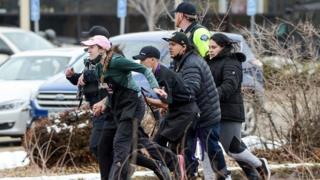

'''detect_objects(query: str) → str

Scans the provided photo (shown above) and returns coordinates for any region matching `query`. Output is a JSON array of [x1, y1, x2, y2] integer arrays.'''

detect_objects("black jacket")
[[67, 58, 107, 107], [155, 64, 196, 105], [172, 51, 221, 128], [206, 52, 246, 122], [155, 64, 199, 141]]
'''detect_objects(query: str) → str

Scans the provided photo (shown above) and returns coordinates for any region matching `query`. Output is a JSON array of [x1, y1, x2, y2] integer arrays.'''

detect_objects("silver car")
[[0, 26, 55, 65], [0, 47, 85, 137]]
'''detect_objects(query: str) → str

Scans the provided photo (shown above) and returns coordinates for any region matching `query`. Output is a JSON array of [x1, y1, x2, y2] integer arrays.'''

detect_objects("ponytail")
[[100, 50, 113, 83]]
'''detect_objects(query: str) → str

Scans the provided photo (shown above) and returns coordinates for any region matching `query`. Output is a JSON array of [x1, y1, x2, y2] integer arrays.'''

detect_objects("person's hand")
[[77, 74, 85, 86], [65, 67, 74, 78], [153, 88, 167, 99], [92, 100, 106, 117], [159, 107, 167, 116]]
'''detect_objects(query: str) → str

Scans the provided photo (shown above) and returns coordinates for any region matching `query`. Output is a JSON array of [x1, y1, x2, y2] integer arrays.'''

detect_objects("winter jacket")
[[67, 58, 106, 107], [183, 22, 211, 57], [98, 54, 159, 93], [155, 64, 196, 105], [206, 52, 246, 122], [154, 64, 199, 141], [172, 51, 221, 128]]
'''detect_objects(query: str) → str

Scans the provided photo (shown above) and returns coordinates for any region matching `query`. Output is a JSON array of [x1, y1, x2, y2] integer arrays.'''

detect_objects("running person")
[[163, 32, 230, 179], [134, 45, 201, 179], [82, 35, 167, 179], [206, 33, 271, 180], [65, 25, 110, 158]]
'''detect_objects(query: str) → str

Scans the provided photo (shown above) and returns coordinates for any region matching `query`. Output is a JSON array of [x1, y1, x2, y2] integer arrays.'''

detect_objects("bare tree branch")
[[128, 0, 171, 31], [217, 0, 233, 31], [197, 0, 211, 24]]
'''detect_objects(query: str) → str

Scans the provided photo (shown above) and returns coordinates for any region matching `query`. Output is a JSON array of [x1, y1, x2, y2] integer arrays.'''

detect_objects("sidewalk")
[[1, 162, 319, 180]]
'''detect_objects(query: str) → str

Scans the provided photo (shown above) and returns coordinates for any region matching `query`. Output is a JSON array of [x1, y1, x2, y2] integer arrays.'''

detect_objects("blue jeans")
[[185, 122, 226, 176]]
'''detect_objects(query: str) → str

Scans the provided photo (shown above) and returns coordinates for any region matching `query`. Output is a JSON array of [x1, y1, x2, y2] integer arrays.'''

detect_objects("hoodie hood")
[[210, 51, 246, 63], [233, 52, 246, 62]]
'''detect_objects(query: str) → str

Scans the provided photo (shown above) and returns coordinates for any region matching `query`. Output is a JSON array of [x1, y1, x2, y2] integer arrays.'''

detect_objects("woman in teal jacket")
[[82, 35, 167, 180]]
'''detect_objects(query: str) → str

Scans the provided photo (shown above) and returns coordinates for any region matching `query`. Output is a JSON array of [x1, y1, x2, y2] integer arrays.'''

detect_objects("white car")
[[0, 26, 55, 65], [0, 47, 86, 137]]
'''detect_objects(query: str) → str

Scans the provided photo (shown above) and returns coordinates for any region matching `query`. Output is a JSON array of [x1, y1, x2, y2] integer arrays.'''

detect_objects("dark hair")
[[210, 33, 238, 55]]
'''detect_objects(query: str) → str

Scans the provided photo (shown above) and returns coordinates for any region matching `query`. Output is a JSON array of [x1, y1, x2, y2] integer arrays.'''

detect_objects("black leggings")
[[98, 125, 178, 180], [98, 95, 177, 179]]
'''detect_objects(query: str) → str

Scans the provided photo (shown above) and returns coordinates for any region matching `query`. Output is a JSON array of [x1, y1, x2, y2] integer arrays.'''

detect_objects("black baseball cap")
[[162, 32, 191, 47], [174, 2, 197, 16], [133, 46, 160, 61], [82, 25, 110, 38]]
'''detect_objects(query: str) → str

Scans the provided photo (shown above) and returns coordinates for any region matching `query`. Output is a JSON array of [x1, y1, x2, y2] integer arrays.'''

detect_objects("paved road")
[[0, 136, 23, 152]]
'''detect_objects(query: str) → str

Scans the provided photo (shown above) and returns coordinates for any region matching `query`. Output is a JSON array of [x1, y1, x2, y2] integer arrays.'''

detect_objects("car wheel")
[[241, 100, 258, 136]]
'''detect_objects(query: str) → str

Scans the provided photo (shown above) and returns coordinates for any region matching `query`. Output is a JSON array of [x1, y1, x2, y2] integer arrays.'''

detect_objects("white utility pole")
[[20, 0, 30, 31]]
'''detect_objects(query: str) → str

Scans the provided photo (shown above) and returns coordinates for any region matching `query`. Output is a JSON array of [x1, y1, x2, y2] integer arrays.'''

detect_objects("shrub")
[[23, 110, 95, 169]]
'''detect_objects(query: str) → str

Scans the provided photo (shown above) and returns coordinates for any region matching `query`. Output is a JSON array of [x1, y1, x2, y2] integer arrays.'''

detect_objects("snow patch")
[[0, 151, 29, 170], [242, 135, 282, 150]]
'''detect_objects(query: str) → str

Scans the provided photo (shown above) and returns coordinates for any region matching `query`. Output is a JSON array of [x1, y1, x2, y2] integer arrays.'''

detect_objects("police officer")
[[174, 2, 211, 58]]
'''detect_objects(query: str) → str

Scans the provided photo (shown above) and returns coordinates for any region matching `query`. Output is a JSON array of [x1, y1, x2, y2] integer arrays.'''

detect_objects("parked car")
[[0, 26, 55, 65], [32, 31, 264, 135], [0, 48, 85, 137]]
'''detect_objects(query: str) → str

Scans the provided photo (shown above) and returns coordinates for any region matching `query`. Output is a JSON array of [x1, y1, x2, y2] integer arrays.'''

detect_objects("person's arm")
[[180, 61, 201, 100], [217, 60, 242, 100], [171, 73, 196, 102], [193, 28, 211, 57], [66, 73, 81, 85], [112, 56, 159, 89], [145, 97, 168, 109]]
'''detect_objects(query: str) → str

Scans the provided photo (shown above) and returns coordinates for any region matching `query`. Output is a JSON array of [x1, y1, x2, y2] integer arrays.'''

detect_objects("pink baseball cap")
[[81, 35, 112, 50]]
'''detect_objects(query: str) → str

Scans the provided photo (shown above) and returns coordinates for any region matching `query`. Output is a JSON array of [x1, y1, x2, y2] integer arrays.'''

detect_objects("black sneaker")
[[154, 160, 172, 180], [257, 158, 271, 180], [217, 169, 232, 180], [237, 160, 260, 180]]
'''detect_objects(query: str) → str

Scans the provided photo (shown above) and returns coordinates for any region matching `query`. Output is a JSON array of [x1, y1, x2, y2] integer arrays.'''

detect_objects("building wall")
[[0, 0, 318, 43]]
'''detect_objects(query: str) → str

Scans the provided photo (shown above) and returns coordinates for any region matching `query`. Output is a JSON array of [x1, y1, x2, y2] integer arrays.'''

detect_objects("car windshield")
[[0, 56, 70, 80], [3, 32, 54, 51], [71, 54, 86, 73]]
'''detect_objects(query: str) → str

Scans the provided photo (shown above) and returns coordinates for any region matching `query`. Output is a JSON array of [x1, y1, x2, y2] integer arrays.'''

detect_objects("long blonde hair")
[[100, 49, 113, 83]]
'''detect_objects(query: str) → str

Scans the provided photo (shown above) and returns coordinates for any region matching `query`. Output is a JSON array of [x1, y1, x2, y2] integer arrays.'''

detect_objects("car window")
[[112, 41, 171, 66], [3, 32, 54, 51], [0, 38, 10, 50], [71, 55, 87, 73], [0, 56, 70, 80]]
